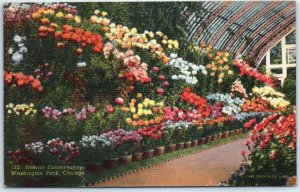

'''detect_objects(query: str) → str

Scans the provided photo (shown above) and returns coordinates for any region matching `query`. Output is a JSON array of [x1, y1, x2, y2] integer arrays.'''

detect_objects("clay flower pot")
[[239, 128, 243, 134], [155, 146, 165, 156], [184, 141, 192, 148], [200, 137, 206, 145], [191, 139, 198, 147], [85, 163, 102, 174], [230, 130, 235, 136], [119, 155, 132, 165], [143, 149, 154, 159], [133, 152, 143, 161], [105, 158, 119, 169], [213, 134, 218, 141], [235, 129, 240, 134], [218, 133, 223, 140], [223, 131, 229, 138], [166, 144, 176, 153], [176, 142, 184, 150], [206, 135, 212, 143]]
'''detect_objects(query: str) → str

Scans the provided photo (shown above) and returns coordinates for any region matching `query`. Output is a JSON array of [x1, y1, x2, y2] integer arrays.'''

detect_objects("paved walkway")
[[94, 138, 249, 187]]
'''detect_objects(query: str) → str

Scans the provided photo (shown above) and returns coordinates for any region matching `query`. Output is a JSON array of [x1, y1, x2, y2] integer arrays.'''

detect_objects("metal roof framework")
[[183, 1, 296, 65]]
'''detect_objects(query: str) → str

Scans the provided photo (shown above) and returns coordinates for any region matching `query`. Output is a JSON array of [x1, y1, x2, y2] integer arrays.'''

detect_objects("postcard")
[[3, 1, 296, 187]]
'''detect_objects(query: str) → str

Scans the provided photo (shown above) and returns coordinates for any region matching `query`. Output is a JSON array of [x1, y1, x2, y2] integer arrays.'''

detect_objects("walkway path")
[[94, 138, 249, 187]]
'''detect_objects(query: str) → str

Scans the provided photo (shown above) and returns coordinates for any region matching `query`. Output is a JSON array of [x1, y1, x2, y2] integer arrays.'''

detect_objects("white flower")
[[171, 75, 179, 80], [12, 52, 23, 64], [19, 47, 28, 53], [77, 62, 87, 67], [8, 47, 13, 54], [13, 35, 22, 43], [170, 53, 178, 59]]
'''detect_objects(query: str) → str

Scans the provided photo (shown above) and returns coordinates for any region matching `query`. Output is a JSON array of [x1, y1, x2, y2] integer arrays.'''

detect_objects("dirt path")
[[94, 138, 249, 187]]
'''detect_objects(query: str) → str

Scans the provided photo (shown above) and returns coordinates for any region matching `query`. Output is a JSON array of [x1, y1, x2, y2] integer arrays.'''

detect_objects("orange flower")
[[40, 18, 50, 24], [126, 118, 132, 124]]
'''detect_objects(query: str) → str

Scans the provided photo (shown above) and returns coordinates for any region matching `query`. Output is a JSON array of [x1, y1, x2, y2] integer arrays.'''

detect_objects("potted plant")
[[142, 138, 155, 159], [119, 142, 133, 165]]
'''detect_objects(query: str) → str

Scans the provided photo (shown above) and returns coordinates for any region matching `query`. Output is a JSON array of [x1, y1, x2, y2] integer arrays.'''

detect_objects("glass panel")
[[286, 48, 296, 64], [270, 42, 282, 64], [287, 67, 296, 76], [271, 68, 282, 74], [286, 31, 296, 44]]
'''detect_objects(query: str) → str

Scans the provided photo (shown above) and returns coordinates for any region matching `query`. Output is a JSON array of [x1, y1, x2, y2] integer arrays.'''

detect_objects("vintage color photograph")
[[3, 1, 296, 187]]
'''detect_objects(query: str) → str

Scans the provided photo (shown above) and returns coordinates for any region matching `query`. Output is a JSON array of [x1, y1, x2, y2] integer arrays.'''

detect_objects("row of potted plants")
[[87, 127, 244, 172]]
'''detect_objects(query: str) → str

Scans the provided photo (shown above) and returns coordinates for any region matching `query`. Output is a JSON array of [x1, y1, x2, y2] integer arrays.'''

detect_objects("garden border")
[[88, 133, 248, 187]]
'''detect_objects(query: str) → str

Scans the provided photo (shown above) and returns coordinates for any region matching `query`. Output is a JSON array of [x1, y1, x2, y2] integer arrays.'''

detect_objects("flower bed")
[[3, 3, 295, 187]]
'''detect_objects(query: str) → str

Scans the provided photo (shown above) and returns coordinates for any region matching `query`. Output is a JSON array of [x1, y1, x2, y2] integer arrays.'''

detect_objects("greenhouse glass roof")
[[184, 1, 296, 64]]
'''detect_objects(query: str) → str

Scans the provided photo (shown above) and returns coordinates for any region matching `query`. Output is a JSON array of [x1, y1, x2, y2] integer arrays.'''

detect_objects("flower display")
[[234, 59, 277, 87], [169, 53, 207, 85], [240, 97, 273, 112], [4, 70, 43, 92], [7, 149, 37, 164], [205, 50, 233, 83], [8, 34, 27, 64], [25, 141, 44, 153], [252, 86, 290, 109], [206, 93, 243, 115], [42, 105, 96, 121], [230, 79, 248, 98], [46, 138, 80, 164], [245, 113, 296, 156], [123, 98, 164, 127], [137, 124, 164, 139], [5, 103, 37, 116], [3, 3, 296, 183], [235, 112, 273, 121], [180, 87, 209, 116]]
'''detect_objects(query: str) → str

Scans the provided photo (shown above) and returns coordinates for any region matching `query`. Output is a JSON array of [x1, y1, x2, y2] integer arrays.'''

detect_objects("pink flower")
[[106, 105, 114, 113], [152, 67, 160, 72], [87, 105, 96, 113], [115, 97, 125, 105], [163, 81, 169, 87], [156, 88, 164, 95], [240, 150, 245, 156], [159, 75, 165, 80]]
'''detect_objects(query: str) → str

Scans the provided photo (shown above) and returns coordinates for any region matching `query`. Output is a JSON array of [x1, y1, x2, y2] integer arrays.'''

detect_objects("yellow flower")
[[137, 109, 144, 116], [228, 70, 234, 75], [30, 103, 34, 108], [90, 15, 98, 23], [74, 16, 81, 23], [130, 107, 136, 113], [162, 39, 167, 44], [218, 79, 223, 84], [137, 93, 143, 98], [16, 112, 20, 116], [149, 100, 155, 106], [218, 73, 225, 78], [8, 103, 14, 108], [94, 9, 100, 15], [133, 114, 139, 119], [156, 31, 163, 37], [138, 103, 143, 108], [224, 65, 230, 70], [55, 12, 64, 18], [168, 44, 173, 49], [131, 28, 137, 34], [173, 40, 179, 49], [223, 57, 228, 62], [33, 109, 37, 114], [149, 32, 154, 38], [101, 11, 108, 17], [156, 102, 164, 107]]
